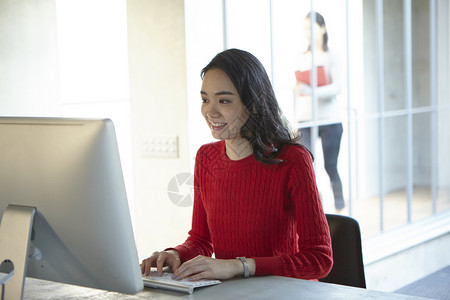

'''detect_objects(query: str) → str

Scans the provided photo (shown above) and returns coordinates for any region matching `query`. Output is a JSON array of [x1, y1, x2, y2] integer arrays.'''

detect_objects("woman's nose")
[[205, 106, 220, 118]]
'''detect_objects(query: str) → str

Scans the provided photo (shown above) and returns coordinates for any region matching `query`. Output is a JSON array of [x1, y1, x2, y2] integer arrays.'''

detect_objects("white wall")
[[0, 0, 59, 115], [127, 0, 192, 260]]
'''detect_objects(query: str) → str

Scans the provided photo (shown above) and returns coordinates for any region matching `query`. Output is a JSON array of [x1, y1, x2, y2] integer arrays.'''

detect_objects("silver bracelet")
[[236, 257, 249, 278]]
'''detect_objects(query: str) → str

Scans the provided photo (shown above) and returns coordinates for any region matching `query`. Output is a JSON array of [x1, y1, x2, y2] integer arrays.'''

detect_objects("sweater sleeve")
[[253, 147, 333, 280], [171, 146, 214, 262]]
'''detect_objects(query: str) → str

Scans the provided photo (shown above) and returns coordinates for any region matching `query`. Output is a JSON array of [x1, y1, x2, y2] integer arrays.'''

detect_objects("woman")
[[141, 49, 332, 281], [295, 11, 345, 210]]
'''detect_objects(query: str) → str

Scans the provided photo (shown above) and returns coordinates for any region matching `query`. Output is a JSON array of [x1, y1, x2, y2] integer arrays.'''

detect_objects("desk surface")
[[24, 276, 431, 300]]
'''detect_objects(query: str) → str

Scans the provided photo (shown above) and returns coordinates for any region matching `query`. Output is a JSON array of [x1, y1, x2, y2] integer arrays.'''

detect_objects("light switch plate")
[[142, 136, 178, 158]]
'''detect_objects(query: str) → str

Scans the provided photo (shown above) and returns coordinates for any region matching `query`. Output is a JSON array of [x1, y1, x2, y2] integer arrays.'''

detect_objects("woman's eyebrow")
[[200, 90, 235, 96]]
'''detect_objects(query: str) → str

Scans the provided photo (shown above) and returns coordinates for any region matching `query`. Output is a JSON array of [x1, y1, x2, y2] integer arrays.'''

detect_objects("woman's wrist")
[[247, 258, 256, 276], [234, 257, 256, 277]]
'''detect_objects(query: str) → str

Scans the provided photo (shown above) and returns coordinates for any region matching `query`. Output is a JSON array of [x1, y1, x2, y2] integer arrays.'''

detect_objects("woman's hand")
[[173, 255, 249, 281], [300, 83, 312, 95], [294, 82, 312, 97], [295, 82, 312, 96], [140, 250, 181, 276]]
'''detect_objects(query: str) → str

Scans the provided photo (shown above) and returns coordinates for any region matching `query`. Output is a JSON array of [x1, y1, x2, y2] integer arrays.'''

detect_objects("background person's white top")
[[294, 49, 343, 122]]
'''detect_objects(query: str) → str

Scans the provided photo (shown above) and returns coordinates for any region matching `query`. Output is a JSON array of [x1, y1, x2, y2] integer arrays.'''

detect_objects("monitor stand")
[[0, 204, 36, 300]]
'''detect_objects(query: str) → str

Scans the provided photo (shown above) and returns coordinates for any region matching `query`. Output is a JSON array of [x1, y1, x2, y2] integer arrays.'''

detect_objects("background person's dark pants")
[[298, 123, 344, 209]]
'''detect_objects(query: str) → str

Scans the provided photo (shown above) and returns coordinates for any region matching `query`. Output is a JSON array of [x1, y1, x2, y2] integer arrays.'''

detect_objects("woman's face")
[[304, 18, 325, 49], [200, 68, 249, 141]]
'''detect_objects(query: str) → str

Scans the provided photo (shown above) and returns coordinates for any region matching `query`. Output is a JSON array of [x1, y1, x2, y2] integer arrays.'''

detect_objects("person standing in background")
[[294, 11, 345, 210]]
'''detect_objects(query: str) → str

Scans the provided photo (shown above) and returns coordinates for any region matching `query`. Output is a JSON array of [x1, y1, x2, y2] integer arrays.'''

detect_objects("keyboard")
[[142, 271, 221, 294]]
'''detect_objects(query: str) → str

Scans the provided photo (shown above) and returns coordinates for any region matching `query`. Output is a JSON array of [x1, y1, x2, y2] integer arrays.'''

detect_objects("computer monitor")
[[0, 117, 143, 298]]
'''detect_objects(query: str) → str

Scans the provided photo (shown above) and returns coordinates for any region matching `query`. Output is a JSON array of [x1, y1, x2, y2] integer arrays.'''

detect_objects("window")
[[185, 0, 450, 239]]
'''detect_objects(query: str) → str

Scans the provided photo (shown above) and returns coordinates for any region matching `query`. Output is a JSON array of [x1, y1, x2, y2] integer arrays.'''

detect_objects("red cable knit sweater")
[[173, 141, 332, 280]]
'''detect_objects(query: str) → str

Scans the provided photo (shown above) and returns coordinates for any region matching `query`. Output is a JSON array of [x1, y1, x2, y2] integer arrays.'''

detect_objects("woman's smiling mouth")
[[209, 120, 227, 130]]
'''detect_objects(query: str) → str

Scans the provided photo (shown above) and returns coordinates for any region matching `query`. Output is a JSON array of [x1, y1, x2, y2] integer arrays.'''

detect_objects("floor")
[[394, 265, 450, 300]]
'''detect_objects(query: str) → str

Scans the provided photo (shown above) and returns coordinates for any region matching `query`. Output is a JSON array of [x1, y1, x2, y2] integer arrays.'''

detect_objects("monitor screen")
[[0, 117, 143, 296]]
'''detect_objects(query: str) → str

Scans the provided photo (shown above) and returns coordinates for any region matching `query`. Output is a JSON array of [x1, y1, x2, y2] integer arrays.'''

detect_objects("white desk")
[[23, 276, 432, 300]]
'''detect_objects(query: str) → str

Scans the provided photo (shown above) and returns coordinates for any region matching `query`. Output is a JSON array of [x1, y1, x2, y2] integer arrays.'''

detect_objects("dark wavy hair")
[[201, 48, 305, 165], [306, 11, 329, 52]]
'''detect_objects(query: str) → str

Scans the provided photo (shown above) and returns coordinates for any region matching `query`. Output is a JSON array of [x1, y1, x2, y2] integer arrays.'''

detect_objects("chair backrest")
[[319, 214, 366, 288]]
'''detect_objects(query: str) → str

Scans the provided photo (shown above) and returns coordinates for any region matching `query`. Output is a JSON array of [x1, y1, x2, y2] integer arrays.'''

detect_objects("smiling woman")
[[140, 48, 333, 283]]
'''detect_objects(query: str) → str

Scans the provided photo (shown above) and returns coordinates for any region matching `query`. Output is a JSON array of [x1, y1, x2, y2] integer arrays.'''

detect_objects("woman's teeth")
[[209, 120, 227, 129]]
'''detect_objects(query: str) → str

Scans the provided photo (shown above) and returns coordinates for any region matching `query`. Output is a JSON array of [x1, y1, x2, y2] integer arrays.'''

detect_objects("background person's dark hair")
[[201, 48, 307, 165], [306, 11, 329, 52]]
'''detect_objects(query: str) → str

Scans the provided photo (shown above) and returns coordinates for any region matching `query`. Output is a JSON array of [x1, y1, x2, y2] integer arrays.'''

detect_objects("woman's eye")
[[219, 99, 229, 104], [201, 98, 208, 103]]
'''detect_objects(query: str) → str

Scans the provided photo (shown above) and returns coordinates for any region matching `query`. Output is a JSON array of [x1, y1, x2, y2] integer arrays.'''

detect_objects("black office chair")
[[319, 214, 366, 288]]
